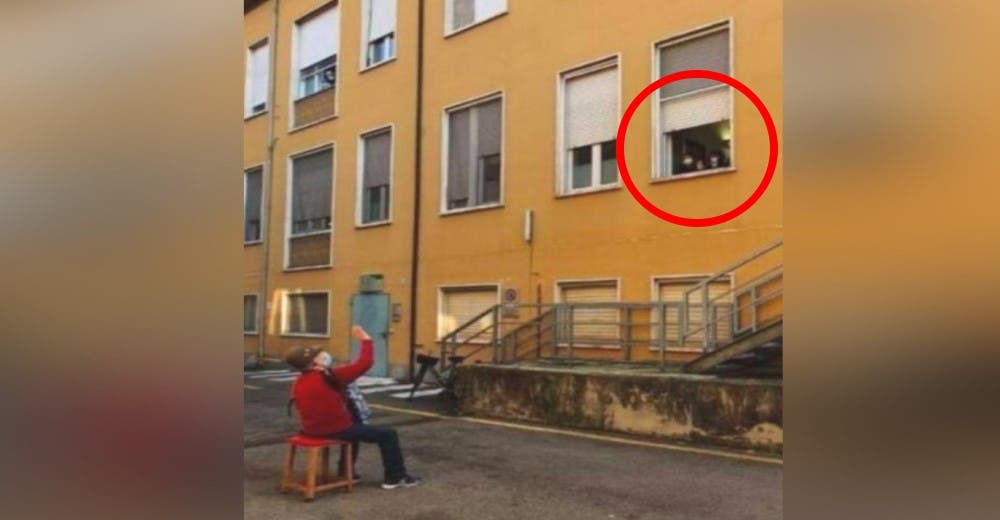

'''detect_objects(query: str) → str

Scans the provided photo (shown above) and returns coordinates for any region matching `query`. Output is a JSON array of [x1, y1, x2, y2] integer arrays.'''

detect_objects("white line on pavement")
[[355, 377, 399, 386], [390, 388, 443, 398], [247, 370, 294, 379], [361, 384, 417, 394]]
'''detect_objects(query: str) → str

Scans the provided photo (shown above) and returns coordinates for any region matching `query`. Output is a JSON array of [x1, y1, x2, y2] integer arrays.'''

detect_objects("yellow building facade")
[[244, 0, 782, 378]]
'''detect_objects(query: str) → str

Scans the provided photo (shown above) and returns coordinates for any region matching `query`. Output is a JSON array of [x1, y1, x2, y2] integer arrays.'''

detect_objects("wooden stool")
[[280, 435, 354, 501]]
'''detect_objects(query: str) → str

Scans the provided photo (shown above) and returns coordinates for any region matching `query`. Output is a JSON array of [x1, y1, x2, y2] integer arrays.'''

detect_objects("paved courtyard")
[[244, 370, 782, 520]]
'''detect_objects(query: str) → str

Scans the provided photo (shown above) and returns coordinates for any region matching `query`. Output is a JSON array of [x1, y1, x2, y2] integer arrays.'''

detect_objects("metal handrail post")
[[567, 305, 574, 360], [491, 305, 500, 363], [701, 283, 710, 352], [658, 303, 667, 370]]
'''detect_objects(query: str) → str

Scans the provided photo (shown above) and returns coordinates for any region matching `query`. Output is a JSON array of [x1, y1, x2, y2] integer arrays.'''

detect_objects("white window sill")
[[356, 219, 392, 229], [444, 11, 508, 39], [289, 229, 331, 238], [440, 203, 504, 217], [244, 110, 268, 122], [283, 265, 333, 273], [244, 240, 263, 247], [652, 167, 736, 183], [281, 333, 330, 339], [555, 183, 621, 199], [289, 114, 338, 134], [243, 331, 259, 336], [360, 56, 397, 74]]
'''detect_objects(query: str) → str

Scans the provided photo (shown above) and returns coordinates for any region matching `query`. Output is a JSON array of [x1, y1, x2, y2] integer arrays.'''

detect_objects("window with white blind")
[[443, 95, 502, 212], [655, 277, 733, 349], [358, 128, 392, 225], [245, 40, 269, 116], [243, 294, 259, 334], [287, 147, 333, 269], [362, 0, 396, 68], [559, 58, 619, 194], [656, 23, 733, 178], [294, 4, 339, 99], [283, 292, 329, 336], [446, 0, 507, 34], [557, 280, 620, 345], [244, 167, 263, 244], [438, 286, 498, 341]]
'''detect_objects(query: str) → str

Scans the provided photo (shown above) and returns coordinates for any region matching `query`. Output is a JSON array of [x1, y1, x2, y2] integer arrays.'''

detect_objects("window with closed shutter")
[[296, 5, 339, 99], [439, 286, 497, 341], [245, 41, 269, 115], [364, 0, 396, 66], [561, 59, 619, 192], [657, 24, 733, 177], [243, 295, 258, 333], [244, 168, 262, 243], [288, 148, 332, 268], [657, 278, 733, 348], [449, 0, 506, 32], [558, 281, 619, 344], [445, 97, 502, 211], [284, 293, 329, 335], [360, 129, 391, 224]]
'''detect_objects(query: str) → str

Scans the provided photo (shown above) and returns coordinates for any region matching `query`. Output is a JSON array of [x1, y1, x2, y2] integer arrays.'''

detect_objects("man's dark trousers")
[[331, 424, 407, 480]]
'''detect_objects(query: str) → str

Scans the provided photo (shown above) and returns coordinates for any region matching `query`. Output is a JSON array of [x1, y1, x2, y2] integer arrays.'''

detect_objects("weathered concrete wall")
[[456, 365, 782, 453]]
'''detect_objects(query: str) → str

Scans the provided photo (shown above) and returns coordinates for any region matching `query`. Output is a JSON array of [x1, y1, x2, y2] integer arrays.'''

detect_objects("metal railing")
[[436, 239, 783, 369], [679, 239, 783, 352]]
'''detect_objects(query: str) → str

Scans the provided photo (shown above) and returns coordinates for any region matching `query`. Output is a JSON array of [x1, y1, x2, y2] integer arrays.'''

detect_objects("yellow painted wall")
[[244, 0, 782, 372]]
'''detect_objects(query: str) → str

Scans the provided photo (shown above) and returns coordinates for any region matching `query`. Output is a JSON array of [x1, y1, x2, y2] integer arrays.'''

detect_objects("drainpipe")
[[258, 0, 280, 359], [407, 0, 426, 381]]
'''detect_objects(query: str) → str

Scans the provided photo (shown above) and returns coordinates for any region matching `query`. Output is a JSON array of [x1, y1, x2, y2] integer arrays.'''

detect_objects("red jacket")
[[292, 339, 373, 436]]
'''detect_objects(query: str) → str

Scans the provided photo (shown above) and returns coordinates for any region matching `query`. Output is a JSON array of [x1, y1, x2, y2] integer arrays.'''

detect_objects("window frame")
[[243, 293, 260, 335], [284, 143, 336, 271], [436, 283, 501, 341], [440, 91, 505, 216], [651, 19, 736, 182], [360, 0, 397, 72], [288, 1, 341, 131], [244, 37, 270, 119], [243, 164, 265, 246], [280, 289, 332, 338], [555, 54, 622, 197], [355, 124, 395, 228], [648, 273, 735, 352], [443, 0, 509, 37]]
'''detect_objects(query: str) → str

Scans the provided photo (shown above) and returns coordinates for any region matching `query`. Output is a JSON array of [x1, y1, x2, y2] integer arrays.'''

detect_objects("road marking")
[[390, 388, 443, 398], [368, 404, 782, 466], [246, 369, 294, 375], [267, 375, 299, 382], [361, 384, 416, 394], [356, 376, 399, 386], [247, 371, 294, 379], [244, 384, 262, 390]]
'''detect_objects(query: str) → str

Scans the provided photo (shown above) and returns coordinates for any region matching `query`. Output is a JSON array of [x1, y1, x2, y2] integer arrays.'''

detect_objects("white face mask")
[[314, 352, 333, 369]]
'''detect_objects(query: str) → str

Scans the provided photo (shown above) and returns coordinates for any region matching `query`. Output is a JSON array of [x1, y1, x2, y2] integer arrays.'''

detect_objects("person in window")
[[286, 326, 421, 489], [708, 150, 730, 169], [679, 153, 697, 173]]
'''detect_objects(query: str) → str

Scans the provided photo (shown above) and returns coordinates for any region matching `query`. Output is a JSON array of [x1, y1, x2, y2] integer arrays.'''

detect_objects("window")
[[560, 58, 619, 194], [438, 286, 498, 341], [245, 40, 269, 116], [444, 96, 502, 212], [358, 128, 392, 224], [657, 23, 732, 177], [283, 292, 329, 336], [243, 294, 259, 334], [244, 167, 263, 243], [294, 5, 339, 99], [287, 147, 333, 269], [557, 280, 620, 345], [362, 0, 396, 68], [447, 0, 506, 33], [655, 277, 733, 348]]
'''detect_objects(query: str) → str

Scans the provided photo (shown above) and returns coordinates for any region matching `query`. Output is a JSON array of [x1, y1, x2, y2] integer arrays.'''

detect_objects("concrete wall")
[[456, 364, 782, 452]]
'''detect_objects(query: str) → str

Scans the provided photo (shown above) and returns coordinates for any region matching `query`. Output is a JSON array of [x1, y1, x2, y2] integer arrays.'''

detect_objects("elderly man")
[[285, 326, 420, 489]]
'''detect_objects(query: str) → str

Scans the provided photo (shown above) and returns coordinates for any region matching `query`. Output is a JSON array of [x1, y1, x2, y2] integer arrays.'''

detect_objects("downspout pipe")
[[407, 0, 426, 381], [258, 0, 279, 359]]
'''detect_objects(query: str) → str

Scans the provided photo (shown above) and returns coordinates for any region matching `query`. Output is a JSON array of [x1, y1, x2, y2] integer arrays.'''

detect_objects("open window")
[[292, 4, 340, 127], [559, 57, 619, 194], [362, 0, 396, 68], [656, 22, 733, 178]]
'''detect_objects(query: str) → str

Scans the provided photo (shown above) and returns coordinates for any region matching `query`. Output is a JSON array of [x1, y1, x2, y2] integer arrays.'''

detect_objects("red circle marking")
[[615, 70, 778, 227]]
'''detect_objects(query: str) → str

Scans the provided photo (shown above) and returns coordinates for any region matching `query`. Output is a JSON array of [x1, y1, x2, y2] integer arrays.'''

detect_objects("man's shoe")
[[381, 475, 421, 489]]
